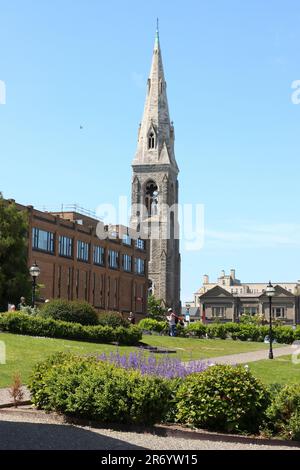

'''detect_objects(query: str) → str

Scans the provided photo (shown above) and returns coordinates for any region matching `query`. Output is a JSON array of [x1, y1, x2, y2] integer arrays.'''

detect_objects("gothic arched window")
[[145, 180, 158, 216], [148, 131, 155, 149]]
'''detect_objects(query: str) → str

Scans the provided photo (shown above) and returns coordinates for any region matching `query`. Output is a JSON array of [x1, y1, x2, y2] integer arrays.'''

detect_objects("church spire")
[[133, 25, 178, 172], [154, 18, 159, 50]]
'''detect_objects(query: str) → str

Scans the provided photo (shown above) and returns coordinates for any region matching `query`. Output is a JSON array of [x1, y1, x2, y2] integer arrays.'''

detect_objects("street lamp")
[[29, 262, 40, 308], [266, 281, 275, 359]]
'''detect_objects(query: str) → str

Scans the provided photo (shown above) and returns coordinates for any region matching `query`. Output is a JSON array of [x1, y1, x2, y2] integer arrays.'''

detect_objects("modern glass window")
[[212, 307, 225, 317], [272, 307, 285, 318], [135, 238, 145, 250], [123, 254, 132, 272], [108, 250, 119, 269], [135, 258, 145, 275], [93, 245, 105, 266], [32, 228, 54, 253], [122, 234, 131, 246], [59, 236, 73, 258], [77, 240, 89, 262]]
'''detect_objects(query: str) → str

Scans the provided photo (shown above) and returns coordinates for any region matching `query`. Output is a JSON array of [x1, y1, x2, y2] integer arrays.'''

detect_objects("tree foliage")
[[0, 194, 30, 310], [147, 294, 167, 320]]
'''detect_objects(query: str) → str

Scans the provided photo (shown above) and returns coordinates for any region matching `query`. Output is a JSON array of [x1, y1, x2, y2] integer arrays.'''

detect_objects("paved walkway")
[[208, 345, 295, 365], [0, 407, 299, 450], [0, 386, 31, 408]]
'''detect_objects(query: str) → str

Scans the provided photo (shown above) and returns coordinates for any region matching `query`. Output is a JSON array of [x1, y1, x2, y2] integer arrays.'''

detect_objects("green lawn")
[[0, 332, 281, 388], [0, 333, 136, 388], [142, 335, 278, 361], [249, 355, 300, 385]]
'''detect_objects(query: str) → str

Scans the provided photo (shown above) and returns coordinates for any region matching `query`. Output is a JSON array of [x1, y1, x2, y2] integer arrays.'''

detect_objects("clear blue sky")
[[1, 0, 300, 302]]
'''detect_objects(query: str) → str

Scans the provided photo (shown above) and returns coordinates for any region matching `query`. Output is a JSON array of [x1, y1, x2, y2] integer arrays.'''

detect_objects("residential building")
[[191, 269, 300, 323]]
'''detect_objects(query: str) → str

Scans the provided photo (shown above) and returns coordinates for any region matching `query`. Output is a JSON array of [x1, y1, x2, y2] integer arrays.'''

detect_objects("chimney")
[[203, 274, 209, 284], [221, 270, 225, 277], [230, 269, 236, 280]]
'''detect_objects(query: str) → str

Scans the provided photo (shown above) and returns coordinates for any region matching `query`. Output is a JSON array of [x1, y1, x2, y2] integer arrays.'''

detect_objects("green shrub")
[[174, 323, 185, 337], [266, 384, 300, 440], [206, 323, 227, 339], [185, 322, 207, 338], [28, 352, 171, 425], [138, 318, 168, 333], [273, 326, 295, 344], [223, 322, 241, 335], [230, 324, 267, 342], [294, 327, 300, 341], [0, 313, 141, 345], [175, 365, 270, 433], [40, 299, 98, 326], [98, 312, 130, 328]]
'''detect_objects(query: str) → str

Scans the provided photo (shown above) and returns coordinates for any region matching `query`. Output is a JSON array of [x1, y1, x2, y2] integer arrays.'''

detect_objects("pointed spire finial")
[[154, 18, 160, 49]]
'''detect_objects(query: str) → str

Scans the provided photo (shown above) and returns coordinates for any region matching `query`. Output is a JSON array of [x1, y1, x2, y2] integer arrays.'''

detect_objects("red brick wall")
[[16, 203, 148, 315]]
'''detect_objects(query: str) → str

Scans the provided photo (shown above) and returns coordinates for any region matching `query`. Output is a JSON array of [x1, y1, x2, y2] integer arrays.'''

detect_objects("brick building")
[[14, 201, 148, 317]]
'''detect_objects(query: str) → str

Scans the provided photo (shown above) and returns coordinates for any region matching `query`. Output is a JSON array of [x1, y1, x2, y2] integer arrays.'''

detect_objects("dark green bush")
[[175, 365, 270, 433], [206, 324, 227, 339], [230, 324, 268, 342], [28, 352, 171, 425], [40, 299, 98, 326], [185, 322, 207, 338], [273, 326, 296, 344], [0, 313, 141, 345], [294, 327, 300, 340], [266, 384, 300, 440], [138, 318, 167, 333], [98, 312, 130, 328], [223, 322, 241, 335]]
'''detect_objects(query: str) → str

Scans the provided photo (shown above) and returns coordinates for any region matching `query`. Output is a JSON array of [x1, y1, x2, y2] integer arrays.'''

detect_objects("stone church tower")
[[131, 28, 181, 312]]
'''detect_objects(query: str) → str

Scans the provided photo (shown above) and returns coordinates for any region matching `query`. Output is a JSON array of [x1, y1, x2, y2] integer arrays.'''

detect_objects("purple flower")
[[96, 350, 209, 379]]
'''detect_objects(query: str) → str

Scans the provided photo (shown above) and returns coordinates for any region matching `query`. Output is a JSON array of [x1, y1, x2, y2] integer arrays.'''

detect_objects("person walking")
[[128, 312, 135, 325], [167, 308, 177, 337]]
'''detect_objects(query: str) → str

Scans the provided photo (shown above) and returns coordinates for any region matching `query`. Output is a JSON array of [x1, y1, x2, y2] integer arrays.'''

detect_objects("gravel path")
[[0, 408, 299, 450]]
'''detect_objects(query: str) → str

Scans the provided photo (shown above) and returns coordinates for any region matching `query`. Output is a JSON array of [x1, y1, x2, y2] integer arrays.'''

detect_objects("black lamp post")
[[266, 281, 275, 359], [29, 262, 41, 308]]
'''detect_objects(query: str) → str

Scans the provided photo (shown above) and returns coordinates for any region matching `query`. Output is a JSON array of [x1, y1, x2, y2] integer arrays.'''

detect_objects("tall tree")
[[0, 194, 30, 311], [147, 294, 167, 320]]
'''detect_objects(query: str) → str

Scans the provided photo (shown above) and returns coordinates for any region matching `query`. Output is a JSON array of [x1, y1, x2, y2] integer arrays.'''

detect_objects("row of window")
[[211, 306, 286, 318], [32, 228, 145, 274]]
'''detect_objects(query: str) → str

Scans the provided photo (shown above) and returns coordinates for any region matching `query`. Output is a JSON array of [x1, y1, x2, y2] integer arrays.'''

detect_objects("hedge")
[[28, 352, 172, 425], [138, 318, 167, 333], [141, 319, 299, 344], [98, 312, 130, 328], [0, 313, 142, 345], [40, 299, 98, 325]]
